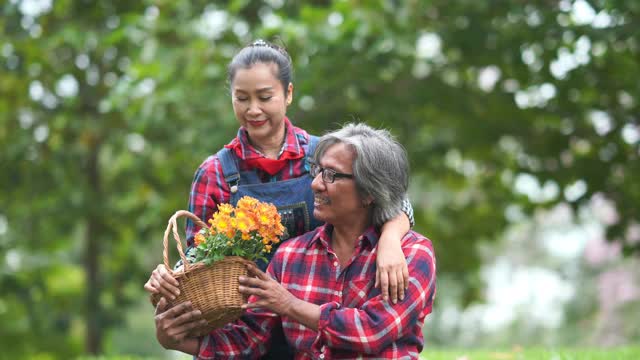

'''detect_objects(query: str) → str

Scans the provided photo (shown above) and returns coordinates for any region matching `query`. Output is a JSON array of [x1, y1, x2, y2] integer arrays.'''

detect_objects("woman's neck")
[[249, 127, 286, 159]]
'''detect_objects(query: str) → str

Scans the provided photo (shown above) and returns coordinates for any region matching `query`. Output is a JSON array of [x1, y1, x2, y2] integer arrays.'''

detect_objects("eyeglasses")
[[309, 163, 354, 184]]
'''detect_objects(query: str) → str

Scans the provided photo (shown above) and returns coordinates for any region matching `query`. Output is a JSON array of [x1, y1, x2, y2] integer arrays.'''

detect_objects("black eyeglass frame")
[[309, 163, 354, 184]]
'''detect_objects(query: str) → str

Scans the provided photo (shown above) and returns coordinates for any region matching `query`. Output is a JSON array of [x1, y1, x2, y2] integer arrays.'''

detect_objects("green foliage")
[[2, 0, 639, 357], [194, 232, 268, 265]]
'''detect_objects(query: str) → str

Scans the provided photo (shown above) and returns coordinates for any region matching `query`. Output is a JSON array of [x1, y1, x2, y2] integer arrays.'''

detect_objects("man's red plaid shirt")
[[197, 224, 436, 359]]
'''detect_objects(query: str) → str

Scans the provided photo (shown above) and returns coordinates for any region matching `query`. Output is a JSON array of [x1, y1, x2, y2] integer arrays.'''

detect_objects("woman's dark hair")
[[227, 39, 293, 95]]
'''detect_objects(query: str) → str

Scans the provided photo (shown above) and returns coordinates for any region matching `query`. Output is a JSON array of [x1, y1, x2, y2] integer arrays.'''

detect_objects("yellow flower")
[[241, 232, 251, 241], [215, 217, 230, 231], [235, 210, 247, 219], [256, 204, 273, 224], [236, 218, 250, 233], [258, 214, 271, 226], [218, 203, 234, 216]]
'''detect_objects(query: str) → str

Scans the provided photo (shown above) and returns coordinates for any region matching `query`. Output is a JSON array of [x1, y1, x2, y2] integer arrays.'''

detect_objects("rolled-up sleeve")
[[401, 197, 415, 228], [197, 308, 279, 359]]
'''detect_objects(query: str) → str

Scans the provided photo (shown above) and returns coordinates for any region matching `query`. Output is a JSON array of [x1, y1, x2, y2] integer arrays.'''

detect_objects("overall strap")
[[303, 134, 319, 172], [217, 148, 240, 189], [307, 135, 319, 160]]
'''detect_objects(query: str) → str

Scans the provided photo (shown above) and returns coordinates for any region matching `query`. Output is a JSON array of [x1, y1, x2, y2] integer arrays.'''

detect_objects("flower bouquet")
[[193, 196, 284, 265], [151, 196, 284, 336]]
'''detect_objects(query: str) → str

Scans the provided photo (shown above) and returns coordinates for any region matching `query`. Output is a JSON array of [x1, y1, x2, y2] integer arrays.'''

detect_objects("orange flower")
[[194, 196, 285, 264], [246, 216, 257, 232], [194, 233, 206, 246], [237, 196, 259, 211], [272, 233, 281, 244]]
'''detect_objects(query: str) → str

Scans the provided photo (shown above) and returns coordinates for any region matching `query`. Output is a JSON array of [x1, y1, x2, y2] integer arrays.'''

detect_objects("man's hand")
[[238, 264, 296, 317], [154, 297, 206, 350]]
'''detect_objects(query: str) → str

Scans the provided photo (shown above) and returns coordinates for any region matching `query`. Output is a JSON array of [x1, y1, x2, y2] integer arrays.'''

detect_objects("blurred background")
[[1, 0, 639, 358]]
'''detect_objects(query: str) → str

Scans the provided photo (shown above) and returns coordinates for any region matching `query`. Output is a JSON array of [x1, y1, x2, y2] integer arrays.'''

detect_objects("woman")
[[144, 40, 413, 358]]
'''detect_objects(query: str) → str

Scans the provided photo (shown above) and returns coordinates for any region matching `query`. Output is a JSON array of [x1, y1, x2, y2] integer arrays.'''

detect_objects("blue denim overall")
[[217, 134, 322, 360]]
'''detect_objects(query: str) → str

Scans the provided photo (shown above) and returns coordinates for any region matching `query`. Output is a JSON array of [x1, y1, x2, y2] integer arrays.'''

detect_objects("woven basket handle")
[[163, 210, 208, 273]]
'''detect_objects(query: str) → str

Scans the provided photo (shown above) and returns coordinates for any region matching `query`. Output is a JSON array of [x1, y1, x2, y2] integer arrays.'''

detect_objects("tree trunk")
[[86, 143, 102, 354]]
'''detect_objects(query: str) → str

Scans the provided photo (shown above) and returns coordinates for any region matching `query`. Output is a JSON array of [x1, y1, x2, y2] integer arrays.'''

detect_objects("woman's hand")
[[376, 233, 409, 304], [144, 264, 181, 301], [238, 265, 295, 316], [154, 297, 205, 352]]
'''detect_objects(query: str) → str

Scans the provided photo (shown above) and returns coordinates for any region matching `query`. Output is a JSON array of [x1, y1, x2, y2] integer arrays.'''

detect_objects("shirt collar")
[[225, 117, 303, 160], [308, 223, 380, 250]]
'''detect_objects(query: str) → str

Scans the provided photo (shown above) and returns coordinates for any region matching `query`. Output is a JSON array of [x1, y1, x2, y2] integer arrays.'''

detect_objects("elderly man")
[[154, 123, 436, 359]]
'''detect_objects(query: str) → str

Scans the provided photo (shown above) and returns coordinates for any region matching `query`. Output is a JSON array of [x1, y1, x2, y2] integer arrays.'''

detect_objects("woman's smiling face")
[[231, 62, 293, 148]]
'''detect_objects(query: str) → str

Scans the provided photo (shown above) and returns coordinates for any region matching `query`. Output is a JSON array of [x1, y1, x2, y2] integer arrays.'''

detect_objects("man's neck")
[[330, 216, 372, 266]]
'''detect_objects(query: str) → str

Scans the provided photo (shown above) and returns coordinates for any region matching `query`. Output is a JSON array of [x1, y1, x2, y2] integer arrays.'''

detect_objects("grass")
[[420, 347, 640, 360], [72, 347, 640, 359]]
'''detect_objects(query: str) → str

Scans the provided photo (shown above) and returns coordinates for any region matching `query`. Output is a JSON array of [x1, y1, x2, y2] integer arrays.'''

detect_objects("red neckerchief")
[[245, 150, 301, 175], [225, 118, 304, 175]]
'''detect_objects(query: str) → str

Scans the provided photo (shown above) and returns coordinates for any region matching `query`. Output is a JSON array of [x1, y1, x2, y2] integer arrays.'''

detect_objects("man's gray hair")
[[313, 123, 409, 227]]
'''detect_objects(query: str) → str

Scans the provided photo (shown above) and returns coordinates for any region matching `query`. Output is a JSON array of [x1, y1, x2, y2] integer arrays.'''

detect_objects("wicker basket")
[[150, 210, 254, 337]]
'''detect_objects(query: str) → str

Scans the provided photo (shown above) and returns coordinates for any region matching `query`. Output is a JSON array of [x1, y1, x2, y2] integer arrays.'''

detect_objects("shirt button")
[[319, 354, 325, 359], [333, 261, 338, 267]]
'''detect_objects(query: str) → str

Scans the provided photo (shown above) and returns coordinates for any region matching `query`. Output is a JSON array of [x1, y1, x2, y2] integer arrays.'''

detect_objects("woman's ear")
[[286, 83, 293, 105]]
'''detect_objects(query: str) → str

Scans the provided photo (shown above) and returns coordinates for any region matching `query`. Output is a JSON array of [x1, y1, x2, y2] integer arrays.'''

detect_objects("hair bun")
[[249, 39, 289, 59], [251, 39, 268, 47]]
